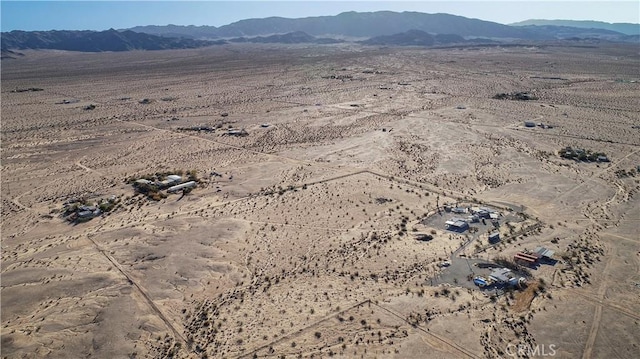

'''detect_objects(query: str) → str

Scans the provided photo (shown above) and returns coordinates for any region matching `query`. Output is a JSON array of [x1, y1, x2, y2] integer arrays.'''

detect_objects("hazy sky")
[[2, 1, 639, 32]]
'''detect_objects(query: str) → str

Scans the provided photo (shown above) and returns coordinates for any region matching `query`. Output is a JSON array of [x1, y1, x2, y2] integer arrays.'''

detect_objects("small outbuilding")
[[488, 233, 500, 244], [452, 207, 467, 214], [534, 247, 555, 261]]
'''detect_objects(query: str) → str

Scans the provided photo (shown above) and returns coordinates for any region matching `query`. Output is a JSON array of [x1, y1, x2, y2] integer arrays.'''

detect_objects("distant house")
[[135, 179, 153, 186], [155, 175, 183, 188], [78, 205, 97, 212], [445, 218, 469, 232], [489, 268, 513, 284], [227, 128, 249, 136], [472, 207, 494, 218], [77, 207, 101, 220], [77, 210, 93, 218]]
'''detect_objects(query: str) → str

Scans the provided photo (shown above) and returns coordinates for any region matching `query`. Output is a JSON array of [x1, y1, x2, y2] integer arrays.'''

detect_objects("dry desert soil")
[[2, 43, 639, 358]]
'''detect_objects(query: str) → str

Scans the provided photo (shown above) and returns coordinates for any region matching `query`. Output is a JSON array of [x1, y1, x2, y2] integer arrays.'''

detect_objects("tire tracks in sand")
[[581, 244, 615, 359]]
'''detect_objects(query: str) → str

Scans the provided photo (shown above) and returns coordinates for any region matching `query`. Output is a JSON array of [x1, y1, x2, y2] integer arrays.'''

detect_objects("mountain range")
[[510, 19, 639, 36], [0, 29, 219, 52], [2, 11, 638, 54], [361, 30, 465, 46], [228, 31, 343, 44], [129, 11, 540, 39]]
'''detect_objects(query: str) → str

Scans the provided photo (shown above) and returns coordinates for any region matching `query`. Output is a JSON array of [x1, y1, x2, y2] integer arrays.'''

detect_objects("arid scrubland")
[[2, 43, 639, 358]]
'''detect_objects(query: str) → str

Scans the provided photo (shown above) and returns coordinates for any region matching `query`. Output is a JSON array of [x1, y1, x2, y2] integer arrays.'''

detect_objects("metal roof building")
[[534, 247, 555, 259], [488, 232, 500, 243]]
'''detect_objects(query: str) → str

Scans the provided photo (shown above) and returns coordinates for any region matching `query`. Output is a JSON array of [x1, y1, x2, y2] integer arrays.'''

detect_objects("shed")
[[488, 233, 500, 244], [167, 175, 182, 183], [534, 247, 555, 260]]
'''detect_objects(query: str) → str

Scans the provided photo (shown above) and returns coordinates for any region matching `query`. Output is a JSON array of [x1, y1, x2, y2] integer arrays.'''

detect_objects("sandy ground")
[[2, 43, 639, 358]]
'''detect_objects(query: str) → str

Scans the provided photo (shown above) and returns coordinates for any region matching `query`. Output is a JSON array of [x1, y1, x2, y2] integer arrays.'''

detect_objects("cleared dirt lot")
[[2, 43, 639, 358]]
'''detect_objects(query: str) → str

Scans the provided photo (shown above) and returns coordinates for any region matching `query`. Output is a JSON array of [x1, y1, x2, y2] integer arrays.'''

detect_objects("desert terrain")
[[2, 43, 639, 358]]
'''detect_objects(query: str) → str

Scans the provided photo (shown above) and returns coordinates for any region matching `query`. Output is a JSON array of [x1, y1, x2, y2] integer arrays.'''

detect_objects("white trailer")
[[167, 181, 197, 193]]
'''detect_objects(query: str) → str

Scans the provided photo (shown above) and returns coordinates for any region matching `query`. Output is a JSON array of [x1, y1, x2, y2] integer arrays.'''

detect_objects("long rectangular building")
[[167, 181, 197, 193], [514, 252, 538, 266]]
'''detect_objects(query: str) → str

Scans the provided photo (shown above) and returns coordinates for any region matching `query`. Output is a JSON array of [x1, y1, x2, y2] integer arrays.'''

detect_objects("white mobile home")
[[167, 181, 197, 193]]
